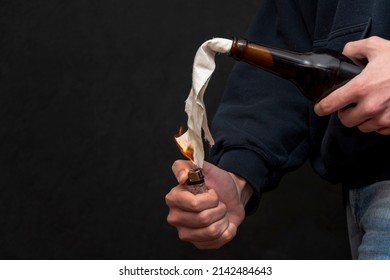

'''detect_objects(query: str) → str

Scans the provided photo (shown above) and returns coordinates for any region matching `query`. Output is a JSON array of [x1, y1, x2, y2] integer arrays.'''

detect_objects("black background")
[[0, 0, 351, 259]]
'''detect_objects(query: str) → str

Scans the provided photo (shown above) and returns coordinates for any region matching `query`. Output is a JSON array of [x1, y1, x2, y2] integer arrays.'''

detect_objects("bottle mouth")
[[229, 37, 247, 59]]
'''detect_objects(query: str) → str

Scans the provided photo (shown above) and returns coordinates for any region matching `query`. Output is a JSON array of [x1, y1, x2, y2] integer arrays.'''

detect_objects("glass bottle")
[[229, 37, 363, 102]]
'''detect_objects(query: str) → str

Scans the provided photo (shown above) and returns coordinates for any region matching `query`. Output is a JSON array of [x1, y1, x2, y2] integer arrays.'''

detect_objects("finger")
[[343, 40, 369, 61], [167, 201, 227, 228], [192, 222, 238, 249], [376, 127, 390, 135], [177, 216, 230, 243], [314, 80, 358, 116], [343, 36, 383, 62], [356, 119, 380, 133], [171, 159, 195, 184], [337, 104, 368, 128], [356, 113, 390, 134], [165, 187, 219, 212]]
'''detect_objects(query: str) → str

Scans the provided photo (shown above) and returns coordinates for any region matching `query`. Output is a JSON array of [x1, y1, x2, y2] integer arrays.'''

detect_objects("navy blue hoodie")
[[209, 0, 390, 210]]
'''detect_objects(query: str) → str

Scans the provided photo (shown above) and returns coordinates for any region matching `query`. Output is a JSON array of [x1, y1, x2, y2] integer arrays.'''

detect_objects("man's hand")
[[165, 160, 253, 249], [314, 36, 390, 135]]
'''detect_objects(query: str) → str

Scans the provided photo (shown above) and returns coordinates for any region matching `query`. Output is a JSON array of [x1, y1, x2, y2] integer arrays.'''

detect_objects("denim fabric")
[[346, 181, 390, 259]]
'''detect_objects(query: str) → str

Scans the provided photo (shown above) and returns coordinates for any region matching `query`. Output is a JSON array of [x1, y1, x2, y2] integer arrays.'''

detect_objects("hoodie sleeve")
[[209, 0, 318, 212]]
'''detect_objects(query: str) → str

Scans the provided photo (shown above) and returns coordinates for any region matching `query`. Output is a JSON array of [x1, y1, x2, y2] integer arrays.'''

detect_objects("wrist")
[[228, 172, 254, 206]]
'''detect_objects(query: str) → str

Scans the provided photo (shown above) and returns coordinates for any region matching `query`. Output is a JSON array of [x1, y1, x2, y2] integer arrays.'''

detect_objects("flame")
[[174, 126, 194, 162]]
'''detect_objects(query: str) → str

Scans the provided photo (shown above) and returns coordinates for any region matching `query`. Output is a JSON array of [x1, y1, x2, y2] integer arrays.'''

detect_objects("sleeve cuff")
[[214, 149, 272, 215]]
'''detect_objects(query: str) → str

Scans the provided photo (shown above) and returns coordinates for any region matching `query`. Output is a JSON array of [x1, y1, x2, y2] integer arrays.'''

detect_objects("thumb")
[[172, 160, 193, 184]]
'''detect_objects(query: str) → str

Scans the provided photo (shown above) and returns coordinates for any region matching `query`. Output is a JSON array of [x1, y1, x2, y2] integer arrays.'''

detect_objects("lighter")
[[186, 168, 207, 194]]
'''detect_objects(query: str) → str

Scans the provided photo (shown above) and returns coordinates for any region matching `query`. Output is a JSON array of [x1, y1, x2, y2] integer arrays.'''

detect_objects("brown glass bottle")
[[229, 38, 363, 102]]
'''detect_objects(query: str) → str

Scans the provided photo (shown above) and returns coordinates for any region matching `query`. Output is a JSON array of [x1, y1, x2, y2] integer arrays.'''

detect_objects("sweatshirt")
[[209, 0, 390, 210]]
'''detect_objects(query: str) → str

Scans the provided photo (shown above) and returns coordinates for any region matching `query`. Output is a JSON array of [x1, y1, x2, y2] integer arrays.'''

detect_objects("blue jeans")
[[346, 180, 390, 260]]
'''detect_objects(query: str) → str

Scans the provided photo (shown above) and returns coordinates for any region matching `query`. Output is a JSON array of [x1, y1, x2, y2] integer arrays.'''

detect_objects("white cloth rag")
[[175, 38, 232, 168]]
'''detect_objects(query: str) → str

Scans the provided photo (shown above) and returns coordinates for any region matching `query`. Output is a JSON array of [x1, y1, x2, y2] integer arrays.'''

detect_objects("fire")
[[174, 127, 194, 162]]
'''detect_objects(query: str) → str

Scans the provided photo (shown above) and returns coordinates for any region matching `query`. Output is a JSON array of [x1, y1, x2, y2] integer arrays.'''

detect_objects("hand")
[[165, 160, 253, 249], [314, 36, 390, 135]]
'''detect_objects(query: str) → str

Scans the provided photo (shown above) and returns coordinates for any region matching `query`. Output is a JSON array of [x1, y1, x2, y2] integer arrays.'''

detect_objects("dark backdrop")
[[0, 0, 351, 259]]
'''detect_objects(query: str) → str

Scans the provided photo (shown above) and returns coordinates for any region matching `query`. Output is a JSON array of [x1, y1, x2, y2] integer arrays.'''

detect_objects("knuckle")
[[166, 208, 183, 226], [205, 224, 224, 239], [196, 202, 226, 226], [219, 232, 235, 246], [164, 192, 174, 206], [177, 231, 188, 242], [166, 213, 177, 225], [343, 41, 354, 52], [197, 211, 213, 226], [361, 100, 380, 117], [367, 36, 381, 46], [353, 79, 370, 97], [188, 198, 202, 211]]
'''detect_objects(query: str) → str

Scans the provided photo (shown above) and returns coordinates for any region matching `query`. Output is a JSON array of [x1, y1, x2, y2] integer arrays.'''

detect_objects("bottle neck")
[[229, 38, 306, 79]]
